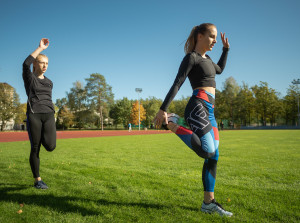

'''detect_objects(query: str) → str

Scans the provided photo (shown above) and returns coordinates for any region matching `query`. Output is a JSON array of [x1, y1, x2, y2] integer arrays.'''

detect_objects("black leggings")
[[26, 112, 56, 178]]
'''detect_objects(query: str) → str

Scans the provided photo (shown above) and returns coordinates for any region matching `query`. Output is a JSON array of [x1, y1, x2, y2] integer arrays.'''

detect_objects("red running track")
[[0, 130, 171, 142]]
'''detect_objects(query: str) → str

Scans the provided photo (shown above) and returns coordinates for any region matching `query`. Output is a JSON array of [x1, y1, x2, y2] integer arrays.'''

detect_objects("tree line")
[[0, 74, 299, 131], [215, 77, 299, 128]]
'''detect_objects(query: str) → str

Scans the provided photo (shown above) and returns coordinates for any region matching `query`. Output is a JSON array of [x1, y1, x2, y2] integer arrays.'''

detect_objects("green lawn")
[[0, 130, 299, 222]]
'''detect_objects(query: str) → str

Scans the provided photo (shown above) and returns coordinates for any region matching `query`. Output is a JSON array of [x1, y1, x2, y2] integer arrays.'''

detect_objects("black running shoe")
[[34, 180, 48, 189]]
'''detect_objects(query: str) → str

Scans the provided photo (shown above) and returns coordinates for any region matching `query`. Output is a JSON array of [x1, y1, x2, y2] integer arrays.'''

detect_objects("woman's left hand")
[[153, 109, 167, 129], [220, 32, 230, 48]]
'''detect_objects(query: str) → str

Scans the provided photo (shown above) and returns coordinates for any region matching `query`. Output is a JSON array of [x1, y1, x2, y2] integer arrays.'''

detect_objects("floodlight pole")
[[292, 79, 300, 127], [135, 88, 142, 130]]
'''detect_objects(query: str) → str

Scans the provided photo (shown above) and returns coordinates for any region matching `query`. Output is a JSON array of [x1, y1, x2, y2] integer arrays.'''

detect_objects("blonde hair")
[[184, 23, 216, 54], [33, 54, 48, 72]]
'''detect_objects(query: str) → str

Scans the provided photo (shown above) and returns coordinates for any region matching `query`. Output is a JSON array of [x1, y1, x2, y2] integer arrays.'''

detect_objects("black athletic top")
[[160, 47, 229, 111], [23, 55, 55, 114]]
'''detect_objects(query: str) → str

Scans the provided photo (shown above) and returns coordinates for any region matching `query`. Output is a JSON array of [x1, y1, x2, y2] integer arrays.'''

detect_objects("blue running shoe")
[[34, 180, 48, 189]]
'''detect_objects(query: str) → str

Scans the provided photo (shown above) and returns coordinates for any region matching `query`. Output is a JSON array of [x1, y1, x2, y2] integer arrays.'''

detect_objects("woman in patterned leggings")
[[154, 23, 232, 217]]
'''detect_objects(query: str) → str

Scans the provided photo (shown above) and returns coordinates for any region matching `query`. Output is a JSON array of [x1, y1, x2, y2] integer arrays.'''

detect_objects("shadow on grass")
[[96, 199, 198, 212], [0, 183, 100, 216], [0, 183, 198, 216]]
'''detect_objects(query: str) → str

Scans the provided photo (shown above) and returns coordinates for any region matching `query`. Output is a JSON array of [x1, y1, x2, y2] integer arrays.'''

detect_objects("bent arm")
[[214, 47, 229, 74], [23, 38, 49, 81], [30, 46, 44, 59], [22, 55, 35, 82], [31, 38, 49, 58]]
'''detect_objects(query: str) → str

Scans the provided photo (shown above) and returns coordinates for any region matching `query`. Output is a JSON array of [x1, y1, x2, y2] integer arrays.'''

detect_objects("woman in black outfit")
[[154, 23, 232, 216], [23, 38, 56, 189]]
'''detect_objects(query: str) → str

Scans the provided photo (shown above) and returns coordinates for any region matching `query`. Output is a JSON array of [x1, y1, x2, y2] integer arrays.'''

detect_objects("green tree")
[[268, 89, 282, 126], [14, 103, 27, 127], [283, 84, 299, 126], [0, 83, 20, 131], [251, 81, 281, 126], [85, 73, 114, 130], [109, 97, 132, 128], [67, 81, 87, 112], [215, 88, 227, 122], [221, 77, 240, 127], [57, 105, 74, 130], [235, 83, 255, 126], [56, 98, 67, 110], [66, 81, 87, 129], [141, 97, 162, 128], [169, 96, 189, 118]]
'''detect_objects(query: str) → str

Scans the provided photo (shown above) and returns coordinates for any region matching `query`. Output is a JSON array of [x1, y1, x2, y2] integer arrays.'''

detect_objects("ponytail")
[[184, 26, 198, 55]]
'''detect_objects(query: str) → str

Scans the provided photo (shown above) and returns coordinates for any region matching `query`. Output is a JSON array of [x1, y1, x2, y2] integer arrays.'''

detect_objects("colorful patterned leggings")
[[175, 89, 219, 192]]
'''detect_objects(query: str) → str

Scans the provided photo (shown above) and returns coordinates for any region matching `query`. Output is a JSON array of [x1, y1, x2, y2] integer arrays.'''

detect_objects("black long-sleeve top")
[[160, 47, 229, 111], [22, 55, 55, 113]]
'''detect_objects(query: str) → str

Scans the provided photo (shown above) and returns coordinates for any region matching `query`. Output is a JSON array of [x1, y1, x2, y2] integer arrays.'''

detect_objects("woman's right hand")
[[153, 109, 168, 129], [39, 38, 49, 50], [31, 38, 50, 59], [220, 32, 230, 48]]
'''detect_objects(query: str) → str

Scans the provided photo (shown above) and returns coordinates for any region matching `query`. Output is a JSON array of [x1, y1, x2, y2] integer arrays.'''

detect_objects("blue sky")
[[1, 0, 300, 104]]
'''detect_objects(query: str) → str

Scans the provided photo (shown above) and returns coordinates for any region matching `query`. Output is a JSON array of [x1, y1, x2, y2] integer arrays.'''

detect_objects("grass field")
[[0, 130, 299, 222]]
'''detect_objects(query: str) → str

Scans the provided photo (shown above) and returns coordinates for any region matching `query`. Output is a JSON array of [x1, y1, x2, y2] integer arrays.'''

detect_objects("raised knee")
[[45, 144, 56, 152]]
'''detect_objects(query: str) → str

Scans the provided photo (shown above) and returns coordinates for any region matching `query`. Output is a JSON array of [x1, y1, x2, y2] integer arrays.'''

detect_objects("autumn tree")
[[130, 100, 146, 126]]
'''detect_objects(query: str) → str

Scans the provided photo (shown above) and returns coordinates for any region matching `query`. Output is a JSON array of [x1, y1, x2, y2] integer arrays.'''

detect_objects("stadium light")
[[292, 79, 300, 127], [135, 88, 143, 130]]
